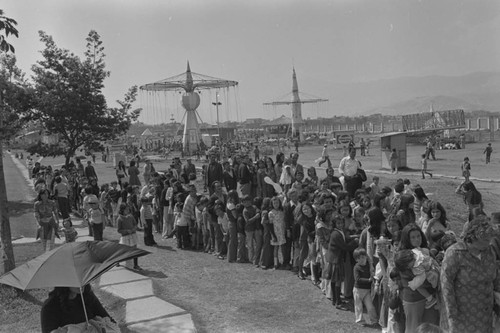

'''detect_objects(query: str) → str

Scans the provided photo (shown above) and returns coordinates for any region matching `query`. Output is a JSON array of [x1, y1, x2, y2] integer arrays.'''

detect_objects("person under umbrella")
[[41, 284, 114, 333], [0, 241, 150, 331]]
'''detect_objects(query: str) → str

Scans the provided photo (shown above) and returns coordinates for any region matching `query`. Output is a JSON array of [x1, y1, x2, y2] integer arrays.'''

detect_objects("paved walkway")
[[7, 152, 196, 333]]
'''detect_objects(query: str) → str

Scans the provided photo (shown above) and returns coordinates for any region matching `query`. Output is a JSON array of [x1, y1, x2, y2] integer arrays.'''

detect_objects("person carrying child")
[[395, 248, 439, 309]]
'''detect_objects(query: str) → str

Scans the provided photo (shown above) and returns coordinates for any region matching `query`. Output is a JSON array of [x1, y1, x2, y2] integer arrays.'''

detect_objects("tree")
[[29, 30, 141, 165], [0, 10, 21, 274], [0, 10, 18, 53]]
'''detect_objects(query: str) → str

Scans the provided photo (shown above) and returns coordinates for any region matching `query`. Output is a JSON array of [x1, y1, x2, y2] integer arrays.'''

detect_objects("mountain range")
[[325, 71, 500, 116]]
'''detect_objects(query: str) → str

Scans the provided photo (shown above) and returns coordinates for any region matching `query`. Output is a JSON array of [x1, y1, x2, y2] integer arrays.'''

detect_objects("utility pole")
[[212, 93, 222, 144]]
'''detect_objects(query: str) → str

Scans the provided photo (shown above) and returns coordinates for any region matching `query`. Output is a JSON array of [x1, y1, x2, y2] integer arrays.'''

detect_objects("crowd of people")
[[19, 144, 500, 333]]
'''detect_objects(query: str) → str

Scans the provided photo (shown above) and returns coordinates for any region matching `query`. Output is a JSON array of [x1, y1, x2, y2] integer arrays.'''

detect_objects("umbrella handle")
[[80, 287, 90, 326]]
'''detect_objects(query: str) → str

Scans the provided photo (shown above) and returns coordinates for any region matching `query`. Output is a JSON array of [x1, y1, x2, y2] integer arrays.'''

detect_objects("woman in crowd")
[[128, 160, 141, 187], [34, 189, 60, 252], [316, 208, 334, 299], [441, 215, 500, 333], [396, 194, 416, 228], [296, 202, 316, 279], [396, 223, 439, 333], [424, 201, 449, 246], [116, 160, 128, 189], [413, 186, 429, 222], [455, 181, 484, 221]]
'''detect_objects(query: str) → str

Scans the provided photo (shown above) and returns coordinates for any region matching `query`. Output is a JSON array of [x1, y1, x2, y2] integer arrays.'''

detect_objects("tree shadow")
[[7, 201, 34, 218], [135, 269, 168, 279]]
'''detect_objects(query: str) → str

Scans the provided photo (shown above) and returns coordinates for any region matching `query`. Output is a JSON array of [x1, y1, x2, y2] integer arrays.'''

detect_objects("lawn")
[[1, 142, 499, 332]]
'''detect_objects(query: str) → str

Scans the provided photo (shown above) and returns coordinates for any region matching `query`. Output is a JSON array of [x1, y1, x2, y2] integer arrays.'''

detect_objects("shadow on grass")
[[136, 269, 168, 279], [155, 244, 175, 251], [7, 200, 34, 218]]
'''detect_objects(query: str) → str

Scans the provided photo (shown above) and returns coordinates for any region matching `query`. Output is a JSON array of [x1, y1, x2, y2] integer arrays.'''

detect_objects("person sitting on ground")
[[41, 285, 114, 333]]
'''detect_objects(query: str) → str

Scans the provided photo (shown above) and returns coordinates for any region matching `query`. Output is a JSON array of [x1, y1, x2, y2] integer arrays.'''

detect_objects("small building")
[[380, 132, 407, 169]]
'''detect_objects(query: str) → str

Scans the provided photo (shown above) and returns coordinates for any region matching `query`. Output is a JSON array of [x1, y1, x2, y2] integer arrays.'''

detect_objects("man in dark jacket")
[[84, 161, 98, 181], [222, 161, 237, 192], [205, 154, 223, 195], [238, 155, 252, 196]]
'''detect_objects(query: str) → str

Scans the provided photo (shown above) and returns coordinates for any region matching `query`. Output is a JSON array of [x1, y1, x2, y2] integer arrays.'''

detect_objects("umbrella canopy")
[[0, 241, 150, 290]]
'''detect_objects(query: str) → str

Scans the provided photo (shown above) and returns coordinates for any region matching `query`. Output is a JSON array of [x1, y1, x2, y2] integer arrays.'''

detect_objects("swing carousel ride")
[[139, 62, 239, 154], [263, 67, 328, 141]]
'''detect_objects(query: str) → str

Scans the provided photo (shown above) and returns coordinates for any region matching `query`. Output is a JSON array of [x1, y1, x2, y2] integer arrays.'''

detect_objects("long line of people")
[[155, 149, 498, 333], [27, 148, 500, 333]]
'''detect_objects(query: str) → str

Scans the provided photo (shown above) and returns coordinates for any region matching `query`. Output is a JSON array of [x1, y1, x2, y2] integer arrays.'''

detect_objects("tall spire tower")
[[291, 67, 303, 140], [263, 67, 328, 142]]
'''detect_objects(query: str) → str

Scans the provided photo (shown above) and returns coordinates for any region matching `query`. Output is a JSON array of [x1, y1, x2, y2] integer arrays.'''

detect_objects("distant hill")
[[365, 95, 490, 116], [327, 71, 500, 116]]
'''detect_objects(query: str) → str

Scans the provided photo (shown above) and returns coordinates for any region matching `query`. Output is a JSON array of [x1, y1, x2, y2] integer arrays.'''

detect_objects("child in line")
[[82, 187, 98, 237], [269, 196, 286, 270], [352, 248, 379, 328], [116, 203, 142, 270], [61, 218, 78, 243], [215, 204, 229, 260], [89, 199, 104, 241], [369, 176, 380, 202], [99, 183, 113, 227], [195, 196, 209, 251], [420, 154, 433, 179], [173, 202, 188, 249], [395, 248, 439, 309], [108, 181, 121, 227], [328, 214, 357, 311], [279, 165, 293, 193], [461, 156, 471, 182], [140, 194, 157, 247]]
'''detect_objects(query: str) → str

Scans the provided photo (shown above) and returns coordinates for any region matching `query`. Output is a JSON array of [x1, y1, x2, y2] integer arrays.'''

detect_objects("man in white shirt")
[[338, 148, 363, 197]]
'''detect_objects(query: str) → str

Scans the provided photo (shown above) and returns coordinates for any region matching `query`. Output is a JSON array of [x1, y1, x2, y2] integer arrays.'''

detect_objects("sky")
[[2, 0, 500, 124]]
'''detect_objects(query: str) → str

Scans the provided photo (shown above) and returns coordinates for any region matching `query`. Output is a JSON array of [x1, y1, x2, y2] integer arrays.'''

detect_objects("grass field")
[[1, 141, 499, 333]]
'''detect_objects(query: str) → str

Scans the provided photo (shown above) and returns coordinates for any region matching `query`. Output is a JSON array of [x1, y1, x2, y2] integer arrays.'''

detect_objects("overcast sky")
[[3, 0, 500, 124]]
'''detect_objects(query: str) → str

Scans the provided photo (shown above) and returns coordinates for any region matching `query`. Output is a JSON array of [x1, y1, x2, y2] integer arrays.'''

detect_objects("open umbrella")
[[0, 241, 150, 324]]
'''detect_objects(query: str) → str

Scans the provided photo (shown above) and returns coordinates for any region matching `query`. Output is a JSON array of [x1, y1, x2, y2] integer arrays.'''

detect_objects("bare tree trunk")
[[0, 144, 15, 274], [0, 91, 15, 274]]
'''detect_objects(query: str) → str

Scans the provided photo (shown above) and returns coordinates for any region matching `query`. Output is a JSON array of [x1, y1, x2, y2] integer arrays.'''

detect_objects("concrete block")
[[128, 313, 196, 333], [126, 296, 185, 323], [99, 267, 149, 286], [101, 279, 153, 300]]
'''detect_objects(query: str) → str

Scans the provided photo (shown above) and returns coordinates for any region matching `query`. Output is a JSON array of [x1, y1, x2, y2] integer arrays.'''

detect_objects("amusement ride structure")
[[140, 62, 238, 153], [263, 68, 328, 141]]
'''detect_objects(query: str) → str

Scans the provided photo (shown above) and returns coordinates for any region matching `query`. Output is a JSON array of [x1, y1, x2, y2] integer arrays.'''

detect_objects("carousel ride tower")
[[263, 67, 328, 141], [140, 62, 238, 154]]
